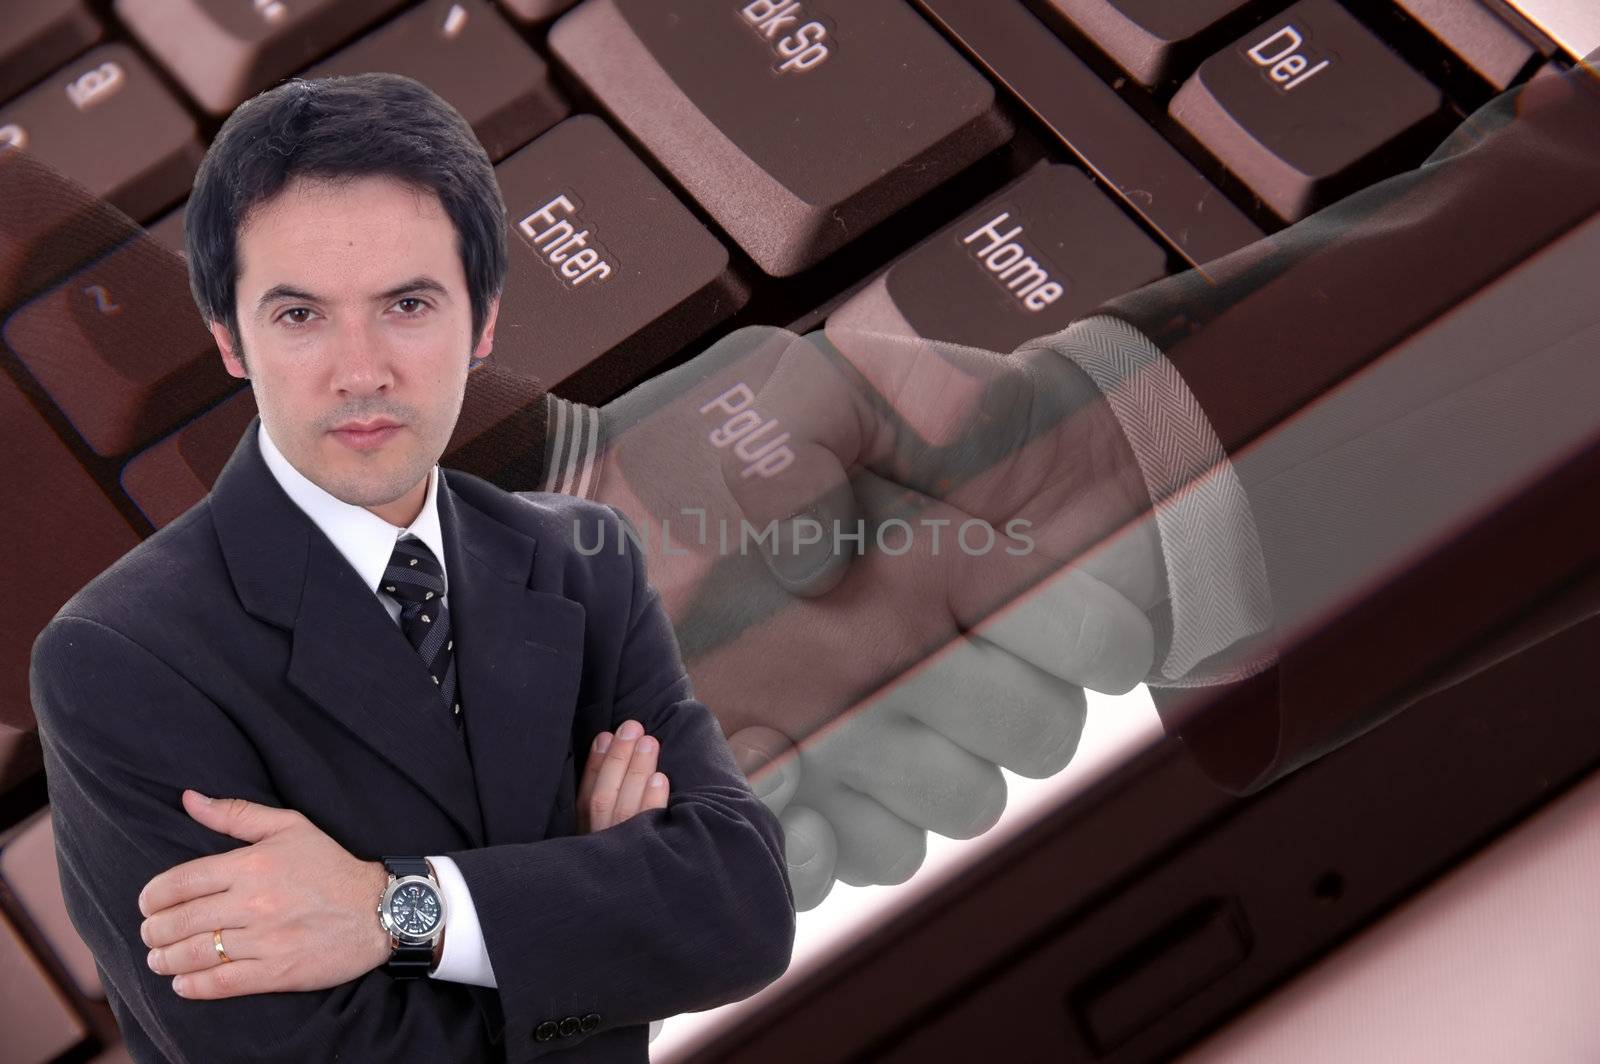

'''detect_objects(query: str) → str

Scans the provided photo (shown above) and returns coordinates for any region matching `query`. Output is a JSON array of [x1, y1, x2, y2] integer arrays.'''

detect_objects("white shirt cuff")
[[426, 854, 497, 988], [541, 392, 605, 499]]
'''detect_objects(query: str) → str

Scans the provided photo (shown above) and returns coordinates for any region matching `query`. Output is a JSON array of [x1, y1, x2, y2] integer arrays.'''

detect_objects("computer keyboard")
[[0, 1, 1578, 1059]]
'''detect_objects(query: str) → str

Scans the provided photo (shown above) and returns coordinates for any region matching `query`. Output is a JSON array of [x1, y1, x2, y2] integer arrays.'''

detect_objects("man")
[[30, 73, 794, 1062]]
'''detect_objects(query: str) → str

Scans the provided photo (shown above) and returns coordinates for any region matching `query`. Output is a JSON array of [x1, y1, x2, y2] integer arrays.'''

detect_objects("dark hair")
[[184, 73, 507, 358]]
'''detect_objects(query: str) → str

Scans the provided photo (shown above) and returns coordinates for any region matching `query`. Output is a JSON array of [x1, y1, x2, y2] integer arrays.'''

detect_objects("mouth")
[[329, 420, 403, 451]]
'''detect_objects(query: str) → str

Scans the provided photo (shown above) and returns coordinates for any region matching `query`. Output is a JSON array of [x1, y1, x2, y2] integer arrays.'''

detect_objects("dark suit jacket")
[[28, 416, 796, 1063]]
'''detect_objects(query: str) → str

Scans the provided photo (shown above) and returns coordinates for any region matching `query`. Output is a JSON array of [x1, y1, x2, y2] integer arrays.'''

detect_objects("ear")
[[471, 296, 500, 364], [209, 321, 248, 379]]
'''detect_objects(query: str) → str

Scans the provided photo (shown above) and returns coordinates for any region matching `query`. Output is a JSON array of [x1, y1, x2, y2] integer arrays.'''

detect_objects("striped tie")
[[379, 536, 461, 731]]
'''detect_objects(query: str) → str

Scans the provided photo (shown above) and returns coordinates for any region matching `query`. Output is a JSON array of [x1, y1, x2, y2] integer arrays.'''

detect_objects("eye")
[[280, 307, 316, 328], [394, 297, 430, 316]]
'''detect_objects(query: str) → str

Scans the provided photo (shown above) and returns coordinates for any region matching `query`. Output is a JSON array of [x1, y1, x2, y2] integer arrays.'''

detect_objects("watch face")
[[389, 882, 442, 938]]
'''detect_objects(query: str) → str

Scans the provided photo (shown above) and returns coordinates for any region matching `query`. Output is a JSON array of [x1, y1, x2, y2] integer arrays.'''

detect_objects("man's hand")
[[578, 717, 670, 833], [138, 790, 390, 999], [589, 326, 1157, 908]]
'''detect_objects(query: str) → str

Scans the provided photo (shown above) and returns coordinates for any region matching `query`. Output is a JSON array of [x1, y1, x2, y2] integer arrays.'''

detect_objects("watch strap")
[[381, 856, 439, 978], [383, 856, 430, 879]]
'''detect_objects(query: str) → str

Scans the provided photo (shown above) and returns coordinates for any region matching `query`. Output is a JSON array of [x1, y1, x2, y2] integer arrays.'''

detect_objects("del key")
[[1171, 0, 1444, 222]]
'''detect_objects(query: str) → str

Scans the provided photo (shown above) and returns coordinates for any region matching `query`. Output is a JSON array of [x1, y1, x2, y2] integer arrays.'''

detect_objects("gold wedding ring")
[[213, 928, 231, 964]]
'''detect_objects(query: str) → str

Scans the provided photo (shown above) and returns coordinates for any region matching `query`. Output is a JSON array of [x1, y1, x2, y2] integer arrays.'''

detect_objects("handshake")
[[545, 321, 1172, 909]]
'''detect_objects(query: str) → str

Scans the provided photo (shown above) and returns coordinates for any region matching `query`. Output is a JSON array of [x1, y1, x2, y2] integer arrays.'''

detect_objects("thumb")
[[971, 565, 1155, 695], [182, 790, 297, 842], [727, 726, 801, 814], [716, 329, 867, 597]]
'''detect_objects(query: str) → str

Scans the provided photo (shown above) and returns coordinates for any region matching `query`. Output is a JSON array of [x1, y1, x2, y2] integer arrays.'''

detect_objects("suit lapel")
[[212, 417, 586, 848], [439, 475, 587, 846], [286, 544, 487, 846]]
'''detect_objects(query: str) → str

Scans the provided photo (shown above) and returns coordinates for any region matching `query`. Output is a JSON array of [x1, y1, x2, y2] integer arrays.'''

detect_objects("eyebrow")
[[254, 276, 452, 319]]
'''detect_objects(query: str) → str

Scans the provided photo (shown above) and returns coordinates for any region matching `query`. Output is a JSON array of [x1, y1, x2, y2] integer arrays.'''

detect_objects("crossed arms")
[[29, 508, 795, 1063]]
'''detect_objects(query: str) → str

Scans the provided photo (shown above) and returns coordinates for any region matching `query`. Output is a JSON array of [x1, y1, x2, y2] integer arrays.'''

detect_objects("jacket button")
[[535, 1021, 559, 1042], [558, 1016, 580, 1037], [580, 1013, 600, 1033]]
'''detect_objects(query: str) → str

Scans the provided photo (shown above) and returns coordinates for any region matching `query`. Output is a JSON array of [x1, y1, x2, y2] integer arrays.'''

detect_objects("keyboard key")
[[0, 43, 202, 223], [496, 0, 581, 23], [114, 0, 407, 115], [146, 202, 187, 258], [551, 0, 1013, 277], [1171, 0, 1445, 222], [0, 909, 87, 1063], [914, 0, 1262, 267], [1502, 0, 1600, 60], [445, 359, 560, 487], [493, 115, 747, 402], [4, 230, 237, 456], [1, 810, 103, 999], [0, 0, 102, 103], [829, 163, 1167, 352], [1394, 0, 1542, 90], [122, 390, 258, 529], [0, 371, 139, 731], [1040, 0, 1258, 86], [306, 0, 570, 163], [0, 147, 146, 318]]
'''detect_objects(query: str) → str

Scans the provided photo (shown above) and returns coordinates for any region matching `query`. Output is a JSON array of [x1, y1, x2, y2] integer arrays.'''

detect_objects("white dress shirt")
[[257, 422, 498, 989]]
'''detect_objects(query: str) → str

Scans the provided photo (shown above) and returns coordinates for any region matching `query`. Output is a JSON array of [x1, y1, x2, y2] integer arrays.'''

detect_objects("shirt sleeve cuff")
[[1031, 314, 1277, 686], [427, 854, 498, 988], [540, 392, 606, 499]]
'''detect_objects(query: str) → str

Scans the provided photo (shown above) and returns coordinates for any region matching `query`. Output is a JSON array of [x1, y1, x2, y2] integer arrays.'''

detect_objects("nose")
[[328, 317, 395, 397]]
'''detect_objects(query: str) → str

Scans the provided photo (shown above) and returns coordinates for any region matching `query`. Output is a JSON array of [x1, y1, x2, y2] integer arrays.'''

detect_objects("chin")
[[317, 463, 423, 510]]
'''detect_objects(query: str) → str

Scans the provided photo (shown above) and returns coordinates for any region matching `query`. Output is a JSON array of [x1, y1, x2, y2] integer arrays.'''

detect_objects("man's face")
[[210, 174, 499, 526]]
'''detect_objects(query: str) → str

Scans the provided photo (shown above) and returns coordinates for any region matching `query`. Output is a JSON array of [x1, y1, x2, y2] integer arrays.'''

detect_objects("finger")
[[139, 852, 239, 919], [148, 926, 254, 976], [182, 790, 302, 844], [576, 731, 612, 830], [804, 706, 1008, 841], [612, 733, 659, 823], [642, 772, 669, 811], [794, 774, 925, 887], [172, 959, 268, 1000], [716, 330, 876, 596], [726, 326, 1017, 594], [882, 632, 1091, 779], [779, 804, 838, 912], [793, 325, 1038, 506], [141, 893, 243, 950], [728, 725, 801, 814], [821, 320, 1001, 449], [969, 565, 1154, 695], [589, 719, 644, 831]]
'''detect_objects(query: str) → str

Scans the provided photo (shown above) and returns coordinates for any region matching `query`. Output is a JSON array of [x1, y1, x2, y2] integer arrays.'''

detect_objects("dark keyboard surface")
[[0, 0, 1574, 1058]]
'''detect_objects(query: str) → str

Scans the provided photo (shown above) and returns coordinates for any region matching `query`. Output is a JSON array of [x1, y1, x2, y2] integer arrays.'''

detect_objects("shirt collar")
[[257, 421, 447, 596]]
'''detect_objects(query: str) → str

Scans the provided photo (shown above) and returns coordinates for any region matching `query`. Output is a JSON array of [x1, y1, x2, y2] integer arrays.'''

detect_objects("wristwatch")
[[377, 856, 448, 978]]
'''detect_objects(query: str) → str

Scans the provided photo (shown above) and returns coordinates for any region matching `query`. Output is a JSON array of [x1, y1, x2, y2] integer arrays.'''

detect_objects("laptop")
[[1, 1, 1596, 1060]]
